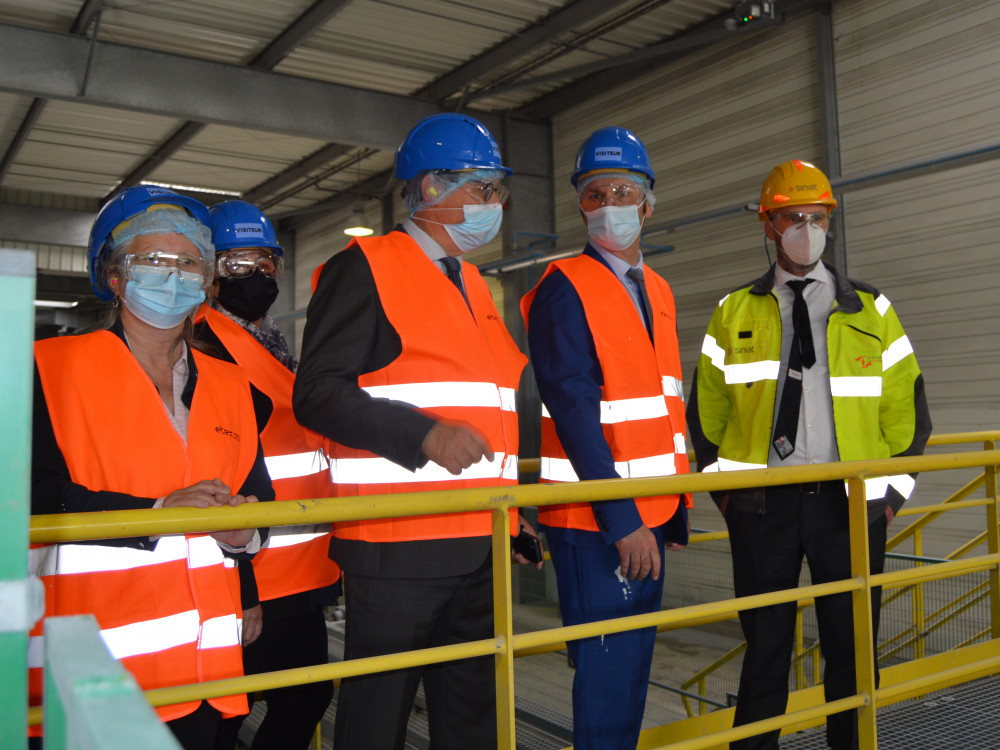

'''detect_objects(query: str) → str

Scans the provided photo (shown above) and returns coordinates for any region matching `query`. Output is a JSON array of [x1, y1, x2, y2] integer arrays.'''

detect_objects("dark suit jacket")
[[293, 234, 491, 578]]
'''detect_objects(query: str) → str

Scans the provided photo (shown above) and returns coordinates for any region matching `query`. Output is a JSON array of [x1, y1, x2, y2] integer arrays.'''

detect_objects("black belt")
[[775, 480, 844, 495]]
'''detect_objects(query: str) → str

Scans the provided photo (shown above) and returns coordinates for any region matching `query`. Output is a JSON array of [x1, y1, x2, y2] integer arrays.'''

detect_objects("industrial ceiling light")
[[343, 158, 373, 237], [34, 299, 79, 309], [344, 204, 373, 237]]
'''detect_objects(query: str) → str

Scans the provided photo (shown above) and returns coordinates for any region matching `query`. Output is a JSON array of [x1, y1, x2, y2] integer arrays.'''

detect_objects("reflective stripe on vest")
[[830, 376, 882, 397], [882, 334, 913, 371], [264, 526, 332, 549], [327, 233, 525, 543], [702, 333, 781, 384], [32, 332, 254, 722], [541, 452, 677, 483], [331, 453, 518, 484], [196, 305, 340, 600], [851, 474, 916, 502], [264, 450, 330, 480], [363, 382, 517, 412], [522, 253, 688, 532]]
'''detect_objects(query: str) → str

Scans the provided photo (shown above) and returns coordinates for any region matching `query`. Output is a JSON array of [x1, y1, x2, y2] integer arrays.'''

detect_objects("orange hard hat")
[[758, 159, 837, 221]]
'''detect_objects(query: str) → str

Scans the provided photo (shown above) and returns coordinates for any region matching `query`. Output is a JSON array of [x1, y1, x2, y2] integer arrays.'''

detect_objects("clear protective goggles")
[[770, 210, 831, 228], [578, 181, 646, 212], [216, 249, 283, 279], [462, 179, 509, 205], [123, 251, 213, 290]]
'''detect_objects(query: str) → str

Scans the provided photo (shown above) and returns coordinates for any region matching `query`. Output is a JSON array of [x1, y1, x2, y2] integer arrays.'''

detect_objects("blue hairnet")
[[403, 169, 508, 213], [107, 207, 215, 264]]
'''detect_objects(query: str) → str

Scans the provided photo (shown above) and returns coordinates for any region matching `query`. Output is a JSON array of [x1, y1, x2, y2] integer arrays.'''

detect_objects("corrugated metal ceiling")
[[0, 0, 742, 218]]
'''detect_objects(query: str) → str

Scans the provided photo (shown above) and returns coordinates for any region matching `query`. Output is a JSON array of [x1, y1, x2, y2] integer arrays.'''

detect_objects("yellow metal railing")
[[27, 440, 1000, 749], [680, 433, 1000, 715]]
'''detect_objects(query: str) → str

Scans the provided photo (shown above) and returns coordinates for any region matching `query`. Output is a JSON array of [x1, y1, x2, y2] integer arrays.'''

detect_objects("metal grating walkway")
[[781, 674, 1000, 749]]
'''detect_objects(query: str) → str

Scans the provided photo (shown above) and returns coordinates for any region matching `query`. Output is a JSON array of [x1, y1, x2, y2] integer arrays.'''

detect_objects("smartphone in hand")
[[511, 528, 543, 563]]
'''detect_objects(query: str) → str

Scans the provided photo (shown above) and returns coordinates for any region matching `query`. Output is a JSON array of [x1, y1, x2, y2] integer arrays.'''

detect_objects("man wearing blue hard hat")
[[294, 113, 540, 749], [521, 127, 691, 749]]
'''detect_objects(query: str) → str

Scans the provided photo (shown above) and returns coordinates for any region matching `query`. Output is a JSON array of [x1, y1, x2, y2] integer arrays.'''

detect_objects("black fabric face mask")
[[216, 273, 280, 321]]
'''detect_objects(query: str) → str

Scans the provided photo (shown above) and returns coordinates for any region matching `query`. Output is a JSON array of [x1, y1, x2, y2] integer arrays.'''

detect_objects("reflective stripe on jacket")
[[687, 262, 931, 509], [197, 305, 340, 600], [328, 233, 527, 542], [521, 254, 690, 531], [31, 331, 257, 722]]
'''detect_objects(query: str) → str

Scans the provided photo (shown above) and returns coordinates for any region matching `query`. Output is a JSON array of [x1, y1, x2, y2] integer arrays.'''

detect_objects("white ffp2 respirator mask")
[[777, 221, 827, 266]]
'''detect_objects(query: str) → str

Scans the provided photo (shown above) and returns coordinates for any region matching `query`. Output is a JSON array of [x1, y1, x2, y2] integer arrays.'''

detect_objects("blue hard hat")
[[394, 113, 513, 180], [571, 127, 655, 188], [208, 200, 282, 255], [88, 185, 211, 301]]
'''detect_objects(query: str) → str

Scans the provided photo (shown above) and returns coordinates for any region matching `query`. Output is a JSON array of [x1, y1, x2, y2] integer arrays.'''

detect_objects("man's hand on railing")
[[615, 525, 660, 581]]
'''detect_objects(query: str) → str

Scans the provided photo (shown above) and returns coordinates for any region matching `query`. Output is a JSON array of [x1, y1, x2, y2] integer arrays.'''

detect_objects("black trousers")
[[333, 555, 497, 750], [214, 603, 333, 750], [725, 484, 888, 750]]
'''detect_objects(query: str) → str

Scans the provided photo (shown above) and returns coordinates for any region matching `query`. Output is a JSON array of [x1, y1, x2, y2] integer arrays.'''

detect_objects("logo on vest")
[[854, 354, 880, 369], [215, 426, 241, 441]]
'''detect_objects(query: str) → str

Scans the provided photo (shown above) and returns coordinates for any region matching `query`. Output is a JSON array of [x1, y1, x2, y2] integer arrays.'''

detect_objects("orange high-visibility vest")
[[521, 254, 691, 531], [31, 330, 258, 723], [327, 232, 527, 542], [196, 305, 340, 600]]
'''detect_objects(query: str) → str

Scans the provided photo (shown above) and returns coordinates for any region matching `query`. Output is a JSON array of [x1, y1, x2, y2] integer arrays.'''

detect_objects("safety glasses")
[[578, 182, 645, 212], [123, 251, 212, 289], [463, 180, 510, 204], [771, 211, 830, 228], [216, 249, 283, 279]]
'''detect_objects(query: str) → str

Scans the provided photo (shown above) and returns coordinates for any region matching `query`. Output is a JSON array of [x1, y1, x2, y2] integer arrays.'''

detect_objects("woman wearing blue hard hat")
[[196, 200, 340, 750], [29, 185, 274, 750]]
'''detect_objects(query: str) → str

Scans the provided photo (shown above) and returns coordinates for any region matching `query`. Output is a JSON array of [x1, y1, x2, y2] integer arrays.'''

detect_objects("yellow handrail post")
[[847, 476, 877, 750], [985, 439, 1000, 639], [913, 529, 926, 659], [492, 505, 516, 750], [794, 608, 805, 689]]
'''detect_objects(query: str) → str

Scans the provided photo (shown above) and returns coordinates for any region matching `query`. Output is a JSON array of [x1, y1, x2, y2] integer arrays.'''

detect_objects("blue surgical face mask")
[[443, 203, 503, 254], [123, 267, 206, 329], [584, 205, 644, 252]]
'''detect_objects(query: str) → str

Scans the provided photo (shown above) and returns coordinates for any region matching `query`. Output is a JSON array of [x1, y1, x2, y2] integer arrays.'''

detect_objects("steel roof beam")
[[0, 23, 502, 144], [0, 0, 104, 184], [111, 0, 355, 196], [243, 143, 352, 204], [415, 0, 616, 103]]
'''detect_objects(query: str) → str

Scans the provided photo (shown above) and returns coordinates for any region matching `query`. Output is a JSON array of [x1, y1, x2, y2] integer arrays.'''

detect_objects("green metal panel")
[[44, 616, 182, 750], [0, 249, 36, 750]]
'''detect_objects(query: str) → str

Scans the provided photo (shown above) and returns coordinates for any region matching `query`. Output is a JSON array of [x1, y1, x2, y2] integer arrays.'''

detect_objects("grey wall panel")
[[834, 0, 1000, 550]]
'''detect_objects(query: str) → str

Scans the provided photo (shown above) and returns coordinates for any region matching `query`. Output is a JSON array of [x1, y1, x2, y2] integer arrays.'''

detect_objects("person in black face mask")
[[196, 200, 341, 750]]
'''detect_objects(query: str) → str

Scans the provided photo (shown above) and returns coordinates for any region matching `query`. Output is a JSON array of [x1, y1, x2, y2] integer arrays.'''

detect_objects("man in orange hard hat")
[[687, 160, 932, 749]]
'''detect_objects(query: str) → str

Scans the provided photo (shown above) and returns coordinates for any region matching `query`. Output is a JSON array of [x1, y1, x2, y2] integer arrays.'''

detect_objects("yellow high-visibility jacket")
[[687, 262, 931, 519]]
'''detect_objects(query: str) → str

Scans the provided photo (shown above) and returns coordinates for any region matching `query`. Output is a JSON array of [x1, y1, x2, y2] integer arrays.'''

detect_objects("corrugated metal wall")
[[833, 0, 1000, 550], [285, 2, 998, 554], [553, 10, 822, 404], [545, 1, 999, 551]]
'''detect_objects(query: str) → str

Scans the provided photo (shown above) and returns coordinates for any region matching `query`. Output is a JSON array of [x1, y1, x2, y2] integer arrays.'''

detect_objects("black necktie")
[[772, 279, 815, 459], [440, 256, 472, 313], [625, 267, 654, 342]]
